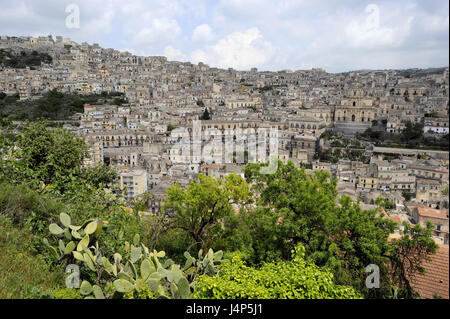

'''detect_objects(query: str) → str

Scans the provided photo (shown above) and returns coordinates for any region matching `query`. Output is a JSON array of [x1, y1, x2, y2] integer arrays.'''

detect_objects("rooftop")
[[410, 244, 449, 299], [416, 206, 449, 220]]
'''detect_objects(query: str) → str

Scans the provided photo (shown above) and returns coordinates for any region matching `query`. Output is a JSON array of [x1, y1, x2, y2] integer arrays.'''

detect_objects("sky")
[[0, 0, 448, 72]]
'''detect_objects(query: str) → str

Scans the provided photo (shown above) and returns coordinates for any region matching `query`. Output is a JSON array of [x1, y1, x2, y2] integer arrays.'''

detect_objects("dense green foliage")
[[320, 147, 369, 163], [0, 217, 64, 298], [0, 182, 66, 239], [162, 174, 250, 252], [1, 120, 117, 195], [194, 244, 361, 299], [397, 67, 447, 78], [45, 213, 217, 299], [359, 121, 449, 151], [0, 49, 52, 69], [0, 89, 126, 121], [375, 197, 395, 210], [239, 161, 437, 298]]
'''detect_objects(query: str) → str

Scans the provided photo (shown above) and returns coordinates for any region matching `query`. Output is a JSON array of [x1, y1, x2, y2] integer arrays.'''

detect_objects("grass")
[[0, 219, 65, 298]]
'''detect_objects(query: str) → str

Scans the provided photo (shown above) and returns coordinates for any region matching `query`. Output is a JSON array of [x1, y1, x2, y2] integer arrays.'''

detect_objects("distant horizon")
[[2, 33, 449, 75], [0, 0, 447, 73]]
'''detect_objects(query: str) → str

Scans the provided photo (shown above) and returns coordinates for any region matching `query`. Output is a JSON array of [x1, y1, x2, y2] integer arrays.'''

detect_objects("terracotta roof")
[[202, 164, 219, 169], [388, 215, 402, 224], [416, 207, 449, 220], [410, 245, 449, 299]]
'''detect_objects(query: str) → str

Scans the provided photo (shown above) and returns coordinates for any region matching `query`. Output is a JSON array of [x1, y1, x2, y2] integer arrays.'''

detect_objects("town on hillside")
[[0, 36, 448, 250]]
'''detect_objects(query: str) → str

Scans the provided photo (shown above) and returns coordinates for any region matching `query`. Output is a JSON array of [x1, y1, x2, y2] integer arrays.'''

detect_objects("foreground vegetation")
[[0, 120, 438, 299]]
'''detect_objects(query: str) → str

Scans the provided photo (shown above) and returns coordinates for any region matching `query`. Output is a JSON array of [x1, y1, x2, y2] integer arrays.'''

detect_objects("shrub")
[[0, 182, 64, 232], [0, 219, 64, 298], [51, 288, 83, 299], [193, 244, 362, 299]]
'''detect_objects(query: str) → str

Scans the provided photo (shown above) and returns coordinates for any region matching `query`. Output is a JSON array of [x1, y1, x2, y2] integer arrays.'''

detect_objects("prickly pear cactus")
[[46, 215, 225, 299]]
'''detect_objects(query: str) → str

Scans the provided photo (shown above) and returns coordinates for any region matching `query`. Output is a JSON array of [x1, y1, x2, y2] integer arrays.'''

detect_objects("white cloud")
[[83, 6, 115, 33], [420, 15, 449, 33], [121, 0, 183, 19], [164, 45, 188, 61], [131, 18, 181, 47], [0, 0, 447, 72], [192, 24, 215, 43], [344, 4, 412, 49], [191, 27, 275, 70]]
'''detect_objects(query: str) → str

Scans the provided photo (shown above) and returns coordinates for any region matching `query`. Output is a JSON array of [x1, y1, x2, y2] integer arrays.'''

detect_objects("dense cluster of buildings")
[[1, 35, 448, 246]]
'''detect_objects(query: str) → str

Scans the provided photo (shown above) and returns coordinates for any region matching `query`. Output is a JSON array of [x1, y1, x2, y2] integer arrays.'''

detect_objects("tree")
[[200, 108, 210, 120], [78, 165, 117, 188], [113, 97, 127, 106], [242, 160, 438, 298], [1, 89, 123, 121], [388, 223, 438, 298], [375, 197, 395, 210], [401, 121, 423, 142], [14, 120, 87, 186], [162, 174, 250, 252], [243, 161, 338, 263], [442, 186, 449, 197], [402, 191, 413, 202], [1, 120, 117, 195]]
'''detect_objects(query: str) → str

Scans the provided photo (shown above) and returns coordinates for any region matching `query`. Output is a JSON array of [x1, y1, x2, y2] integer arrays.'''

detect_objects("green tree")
[[401, 121, 423, 142], [388, 222, 438, 298], [244, 160, 338, 263], [162, 174, 250, 252], [1, 120, 117, 196], [442, 186, 449, 196], [14, 120, 87, 187], [375, 197, 395, 210], [113, 97, 127, 106], [242, 160, 438, 298], [78, 165, 118, 188]]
